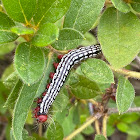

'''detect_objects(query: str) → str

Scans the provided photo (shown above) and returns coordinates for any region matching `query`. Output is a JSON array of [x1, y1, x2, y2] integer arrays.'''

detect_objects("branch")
[[87, 99, 99, 106], [38, 123, 42, 137], [95, 120, 101, 134], [47, 45, 68, 54], [102, 115, 108, 138], [110, 66, 140, 79], [108, 107, 140, 114], [64, 113, 102, 140]]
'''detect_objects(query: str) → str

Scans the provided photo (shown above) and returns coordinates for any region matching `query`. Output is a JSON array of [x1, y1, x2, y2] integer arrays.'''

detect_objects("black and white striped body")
[[39, 45, 101, 114]]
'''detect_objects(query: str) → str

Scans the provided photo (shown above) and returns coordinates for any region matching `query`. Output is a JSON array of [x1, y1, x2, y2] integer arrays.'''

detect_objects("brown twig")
[[108, 107, 140, 114]]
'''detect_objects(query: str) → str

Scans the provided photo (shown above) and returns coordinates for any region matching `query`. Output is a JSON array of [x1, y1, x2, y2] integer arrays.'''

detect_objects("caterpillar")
[[33, 45, 101, 123]]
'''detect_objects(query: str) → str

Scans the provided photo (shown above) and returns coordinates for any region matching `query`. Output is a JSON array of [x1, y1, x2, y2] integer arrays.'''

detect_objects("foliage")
[[0, 0, 140, 140]]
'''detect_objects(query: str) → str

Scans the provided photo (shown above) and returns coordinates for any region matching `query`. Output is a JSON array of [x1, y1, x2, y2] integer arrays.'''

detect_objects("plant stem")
[[87, 99, 99, 106], [108, 107, 140, 114], [110, 66, 140, 79], [64, 113, 102, 140], [38, 123, 42, 137], [95, 120, 101, 134], [47, 45, 68, 54], [102, 115, 108, 138]]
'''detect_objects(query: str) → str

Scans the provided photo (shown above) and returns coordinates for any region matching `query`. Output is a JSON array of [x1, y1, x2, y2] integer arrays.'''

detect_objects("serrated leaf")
[[98, 7, 140, 68], [81, 59, 114, 84], [69, 73, 101, 99], [33, 0, 71, 26], [111, 0, 130, 13], [52, 28, 84, 50], [14, 42, 45, 84], [12, 52, 54, 140], [95, 135, 106, 140], [2, 0, 37, 23], [116, 76, 135, 114], [31, 23, 59, 47], [0, 12, 18, 44], [11, 26, 34, 35], [4, 79, 23, 109], [46, 121, 64, 140], [64, 0, 105, 34], [131, 0, 140, 13]]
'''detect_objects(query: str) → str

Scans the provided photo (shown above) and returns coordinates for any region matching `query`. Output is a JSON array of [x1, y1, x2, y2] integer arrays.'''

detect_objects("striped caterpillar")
[[33, 45, 101, 123]]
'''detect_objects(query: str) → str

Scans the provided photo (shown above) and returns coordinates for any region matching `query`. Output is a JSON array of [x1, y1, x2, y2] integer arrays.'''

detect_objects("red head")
[[36, 115, 48, 123]]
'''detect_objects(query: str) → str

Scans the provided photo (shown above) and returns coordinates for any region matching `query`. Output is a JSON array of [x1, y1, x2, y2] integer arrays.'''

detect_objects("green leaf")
[[134, 96, 140, 107], [1, 64, 15, 81], [11, 26, 34, 35], [46, 121, 64, 140], [131, 0, 140, 13], [31, 23, 59, 47], [117, 122, 129, 132], [107, 124, 115, 137], [0, 81, 9, 114], [33, 0, 71, 26], [80, 32, 97, 46], [127, 123, 140, 136], [14, 42, 45, 84], [12, 83, 40, 140], [3, 72, 19, 90], [34, 51, 55, 98], [95, 134, 106, 140], [25, 110, 34, 124], [64, 0, 105, 34], [116, 76, 135, 114], [53, 88, 69, 112], [4, 79, 23, 109], [0, 12, 18, 44], [12, 52, 54, 140], [73, 135, 84, 140], [120, 113, 140, 123], [0, 42, 16, 56], [69, 73, 101, 99], [61, 107, 76, 137], [82, 125, 94, 135], [52, 28, 84, 50], [2, 0, 37, 23], [98, 7, 140, 68], [111, 0, 130, 13], [10, 129, 35, 140], [81, 59, 114, 84]]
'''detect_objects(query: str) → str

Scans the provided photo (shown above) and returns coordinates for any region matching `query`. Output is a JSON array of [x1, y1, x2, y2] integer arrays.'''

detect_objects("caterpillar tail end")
[[36, 114, 48, 123], [33, 107, 48, 123]]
